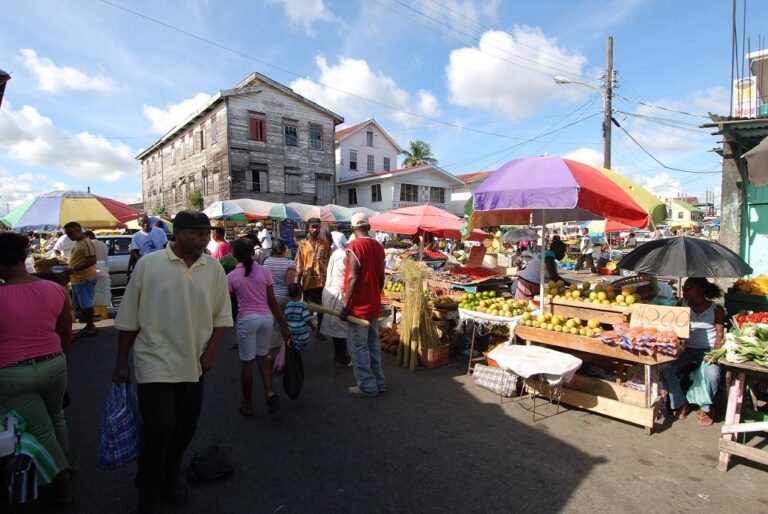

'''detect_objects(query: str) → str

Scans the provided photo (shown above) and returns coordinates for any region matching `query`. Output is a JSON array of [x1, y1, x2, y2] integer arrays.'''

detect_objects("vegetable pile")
[[597, 324, 681, 356], [449, 267, 499, 283], [709, 323, 768, 367], [736, 312, 768, 325], [399, 249, 447, 261]]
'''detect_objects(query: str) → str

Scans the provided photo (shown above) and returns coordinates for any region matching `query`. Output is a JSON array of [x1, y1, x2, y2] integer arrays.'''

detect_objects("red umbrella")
[[371, 204, 486, 241]]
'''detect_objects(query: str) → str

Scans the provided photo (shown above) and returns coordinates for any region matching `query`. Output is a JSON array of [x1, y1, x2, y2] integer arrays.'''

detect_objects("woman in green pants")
[[0, 232, 76, 504]]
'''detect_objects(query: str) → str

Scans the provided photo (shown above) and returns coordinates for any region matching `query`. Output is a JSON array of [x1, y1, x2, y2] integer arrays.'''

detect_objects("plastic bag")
[[273, 344, 286, 377], [686, 361, 713, 408], [187, 445, 234, 484], [97, 383, 140, 470], [283, 346, 305, 400]]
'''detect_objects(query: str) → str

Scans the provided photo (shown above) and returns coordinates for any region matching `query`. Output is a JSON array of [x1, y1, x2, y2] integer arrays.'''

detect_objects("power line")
[[372, 0, 599, 81], [614, 94, 709, 118], [418, 0, 601, 80], [613, 121, 721, 175], [95, 0, 578, 144]]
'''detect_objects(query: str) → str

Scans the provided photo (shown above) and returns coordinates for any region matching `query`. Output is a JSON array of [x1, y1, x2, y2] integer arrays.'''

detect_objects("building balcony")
[[393, 200, 449, 210]]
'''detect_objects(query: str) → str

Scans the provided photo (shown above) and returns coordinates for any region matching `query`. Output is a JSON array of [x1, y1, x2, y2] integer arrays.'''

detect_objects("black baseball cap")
[[174, 210, 215, 230]]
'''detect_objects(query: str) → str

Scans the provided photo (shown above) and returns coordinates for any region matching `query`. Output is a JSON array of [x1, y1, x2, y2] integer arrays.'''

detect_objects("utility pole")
[[603, 36, 614, 170]]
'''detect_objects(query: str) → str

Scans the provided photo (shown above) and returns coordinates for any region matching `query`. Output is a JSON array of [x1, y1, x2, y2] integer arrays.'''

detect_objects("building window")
[[197, 127, 205, 151], [367, 154, 374, 172], [309, 123, 323, 150], [430, 187, 445, 204], [186, 133, 193, 156], [400, 183, 419, 202], [349, 150, 358, 171], [212, 169, 220, 193], [171, 144, 177, 165], [383, 157, 390, 171], [366, 130, 374, 147], [284, 121, 298, 147], [202, 172, 209, 195], [210, 114, 218, 145], [285, 167, 301, 194], [246, 164, 269, 193], [371, 184, 382, 203], [348, 188, 358, 205], [678, 211, 683, 219], [248, 111, 266, 142]]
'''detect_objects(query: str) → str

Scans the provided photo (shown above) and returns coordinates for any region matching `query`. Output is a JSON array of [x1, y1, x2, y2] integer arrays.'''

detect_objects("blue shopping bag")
[[97, 383, 140, 470]]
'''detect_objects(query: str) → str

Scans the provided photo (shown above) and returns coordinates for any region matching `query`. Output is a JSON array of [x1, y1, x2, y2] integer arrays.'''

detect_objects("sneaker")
[[160, 481, 189, 506], [347, 386, 378, 397]]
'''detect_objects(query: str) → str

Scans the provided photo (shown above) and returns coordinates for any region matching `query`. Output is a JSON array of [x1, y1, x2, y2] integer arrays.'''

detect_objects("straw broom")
[[397, 260, 440, 372]]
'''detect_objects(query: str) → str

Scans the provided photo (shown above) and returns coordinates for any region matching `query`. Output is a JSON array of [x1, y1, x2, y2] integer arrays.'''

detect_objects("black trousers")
[[304, 288, 323, 329], [135, 380, 204, 497], [575, 253, 596, 273]]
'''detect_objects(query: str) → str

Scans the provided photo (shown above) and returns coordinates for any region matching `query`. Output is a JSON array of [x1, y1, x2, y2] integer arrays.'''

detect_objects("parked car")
[[97, 235, 132, 287]]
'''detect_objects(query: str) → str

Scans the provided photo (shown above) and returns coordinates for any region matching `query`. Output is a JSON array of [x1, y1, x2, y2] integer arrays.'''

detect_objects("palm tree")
[[402, 140, 437, 167]]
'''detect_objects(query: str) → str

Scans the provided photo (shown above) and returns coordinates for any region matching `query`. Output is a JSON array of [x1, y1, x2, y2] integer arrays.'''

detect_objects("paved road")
[[37, 320, 767, 513]]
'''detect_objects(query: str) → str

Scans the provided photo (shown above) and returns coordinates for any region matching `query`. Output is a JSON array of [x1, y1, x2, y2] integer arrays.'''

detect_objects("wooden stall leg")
[[644, 364, 652, 409], [467, 325, 477, 375], [718, 372, 746, 471]]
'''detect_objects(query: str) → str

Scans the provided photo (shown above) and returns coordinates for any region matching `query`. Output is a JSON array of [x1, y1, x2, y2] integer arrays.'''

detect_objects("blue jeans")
[[347, 319, 386, 393], [662, 348, 721, 412]]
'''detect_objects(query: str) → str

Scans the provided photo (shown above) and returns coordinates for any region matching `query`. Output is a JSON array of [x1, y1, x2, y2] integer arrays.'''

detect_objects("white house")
[[449, 171, 493, 215], [334, 119, 402, 182], [337, 163, 466, 212]]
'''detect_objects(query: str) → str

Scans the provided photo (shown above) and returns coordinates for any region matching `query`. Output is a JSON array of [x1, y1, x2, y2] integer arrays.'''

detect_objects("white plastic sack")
[[488, 345, 582, 385]]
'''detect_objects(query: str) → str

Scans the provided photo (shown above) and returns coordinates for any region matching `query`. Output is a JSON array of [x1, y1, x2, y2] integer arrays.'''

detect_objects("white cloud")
[[142, 93, 211, 135], [0, 103, 136, 182], [0, 169, 70, 214], [290, 55, 441, 128], [18, 48, 116, 93], [564, 147, 604, 168], [630, 171, 681, 200], [113, 191, 143, 205], [267, 0, 343, 36], [446, 26, 590, 117], [691, 86, 729, 116]]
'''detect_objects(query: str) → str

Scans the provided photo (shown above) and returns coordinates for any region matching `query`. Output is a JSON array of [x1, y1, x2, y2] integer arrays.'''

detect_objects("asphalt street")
[[31, 319, 768, 514]]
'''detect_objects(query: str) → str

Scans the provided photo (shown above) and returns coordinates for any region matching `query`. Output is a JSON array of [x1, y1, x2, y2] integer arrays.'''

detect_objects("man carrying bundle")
[[339, 213, 386, 397]]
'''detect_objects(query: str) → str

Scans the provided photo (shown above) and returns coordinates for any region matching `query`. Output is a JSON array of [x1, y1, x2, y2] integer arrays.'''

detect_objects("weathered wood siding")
[[140, 103, 228, 214], [227, 83, 337, 205]]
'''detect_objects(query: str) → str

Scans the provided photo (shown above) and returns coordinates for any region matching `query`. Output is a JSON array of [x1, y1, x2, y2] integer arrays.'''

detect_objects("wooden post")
[[718, 372, 745, 471]]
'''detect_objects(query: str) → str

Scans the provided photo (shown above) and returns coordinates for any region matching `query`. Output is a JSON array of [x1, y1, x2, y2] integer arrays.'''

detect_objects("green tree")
[[151, 205, 167, 215], [186, 189, 203, 210], [402, 140, 437, 167]]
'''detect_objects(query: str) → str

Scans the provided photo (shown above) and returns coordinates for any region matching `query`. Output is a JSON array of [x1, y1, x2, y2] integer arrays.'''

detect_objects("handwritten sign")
[[630, 304, 690, 339]]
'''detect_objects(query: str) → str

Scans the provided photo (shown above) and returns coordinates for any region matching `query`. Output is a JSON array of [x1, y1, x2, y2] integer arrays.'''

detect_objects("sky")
[[1, 0, 765, 215]]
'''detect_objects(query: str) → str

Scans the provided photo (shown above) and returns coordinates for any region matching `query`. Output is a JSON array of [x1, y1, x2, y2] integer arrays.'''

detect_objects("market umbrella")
[[616, 237, 752, 278], [203, 200, 247, 221], [371, 204, 486, 241], [203, 199, 303, 221], [2, 190, 139, 232], [501, 228, 539, 242], [582, 219, 633, 234]]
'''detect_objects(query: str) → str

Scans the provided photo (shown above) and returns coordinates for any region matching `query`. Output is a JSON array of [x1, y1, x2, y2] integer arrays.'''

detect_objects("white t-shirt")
[[53, 234, 75, 257], [92, 238, 109, 263], [257, 228, 272, 249], [580, 234, 593, 255]]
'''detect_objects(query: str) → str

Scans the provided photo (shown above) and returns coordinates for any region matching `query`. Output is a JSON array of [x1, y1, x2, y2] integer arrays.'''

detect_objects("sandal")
[[675, 403, 690, 420], [697, 410, 714, 426], [237, 404, 253, 417]]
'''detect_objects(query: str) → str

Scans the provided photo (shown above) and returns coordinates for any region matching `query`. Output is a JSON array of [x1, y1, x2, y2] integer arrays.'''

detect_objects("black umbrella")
[[616, 236, 752, 278]]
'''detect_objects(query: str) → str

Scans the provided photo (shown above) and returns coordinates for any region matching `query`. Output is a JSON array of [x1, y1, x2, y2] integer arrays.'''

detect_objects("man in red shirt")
[[340, 213, 386, 396]]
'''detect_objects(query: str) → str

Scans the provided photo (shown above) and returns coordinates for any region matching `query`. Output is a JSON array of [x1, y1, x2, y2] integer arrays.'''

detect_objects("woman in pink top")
[[227, 238, 290, 416], [0, 232, 76, 503]]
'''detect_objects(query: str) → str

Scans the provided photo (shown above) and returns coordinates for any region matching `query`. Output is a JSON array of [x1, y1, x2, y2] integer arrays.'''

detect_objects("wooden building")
[[137, 72, 344, 214]]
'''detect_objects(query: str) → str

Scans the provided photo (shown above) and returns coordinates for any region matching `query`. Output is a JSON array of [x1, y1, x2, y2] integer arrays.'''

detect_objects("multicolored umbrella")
[[371, 204, 486, 240], [203, 199, 303, 221], [2, 190, 139, 232], [582, 219, 633, 234], [467, 156, 659, 228], [288, 203, 378, 223]]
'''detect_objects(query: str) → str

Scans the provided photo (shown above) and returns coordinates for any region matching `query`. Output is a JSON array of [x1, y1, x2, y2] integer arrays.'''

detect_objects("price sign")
[[630, 304, 690, 339]]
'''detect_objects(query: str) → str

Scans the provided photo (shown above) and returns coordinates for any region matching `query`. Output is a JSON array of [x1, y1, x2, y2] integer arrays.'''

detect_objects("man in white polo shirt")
[[575, 227, 597, 273], [113, 210, 232, 513], [255, 221, 272, 258]]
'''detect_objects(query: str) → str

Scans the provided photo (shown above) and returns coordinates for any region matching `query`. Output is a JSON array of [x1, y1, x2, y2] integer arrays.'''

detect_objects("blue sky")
[[1, 0, 764, 214]]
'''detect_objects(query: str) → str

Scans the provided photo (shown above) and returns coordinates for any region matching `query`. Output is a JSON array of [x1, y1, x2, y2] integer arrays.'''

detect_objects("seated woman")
[[596, 241, 612, 270], [514, 239, 567, 300], [662, 277, 724, 426]]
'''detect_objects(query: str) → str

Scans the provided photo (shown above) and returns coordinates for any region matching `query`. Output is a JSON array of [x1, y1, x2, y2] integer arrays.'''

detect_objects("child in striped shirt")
[[285, 283, 316, 351]]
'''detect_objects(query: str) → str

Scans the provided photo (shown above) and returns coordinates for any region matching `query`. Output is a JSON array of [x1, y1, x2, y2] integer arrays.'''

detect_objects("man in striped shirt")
[[284, 283, 315, 351]]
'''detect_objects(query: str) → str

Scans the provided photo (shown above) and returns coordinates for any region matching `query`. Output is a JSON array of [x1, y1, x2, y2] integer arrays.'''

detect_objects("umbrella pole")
[[539, 212, 547, 314]]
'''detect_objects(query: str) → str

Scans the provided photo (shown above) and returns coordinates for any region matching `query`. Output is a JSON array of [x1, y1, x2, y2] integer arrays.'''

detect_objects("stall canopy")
[[2, 190, 139, 232], [370, 204, 486, 240], [582, 219, 633, 234], [203, 199, 303, 221]]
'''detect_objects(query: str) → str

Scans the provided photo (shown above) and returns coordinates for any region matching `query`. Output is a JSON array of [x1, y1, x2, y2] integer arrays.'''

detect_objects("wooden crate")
[[418, 344, 450, 368], [548, 298, 631, 325]]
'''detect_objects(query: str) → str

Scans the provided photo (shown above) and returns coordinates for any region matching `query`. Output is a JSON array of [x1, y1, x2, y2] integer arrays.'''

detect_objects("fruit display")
[[379, 326, 401, 355], [520, 312, 602, 338], [455, 249, 468, 264], [449, 267, 499, 284], [732, 275, 768, 296], [597, 324, 681, 356], [736, 312, 768, 326], [459, 291, 533, 318], [548, 280, 646, 307], [383, 279, 405, 296], [399, 249, 448, 261]]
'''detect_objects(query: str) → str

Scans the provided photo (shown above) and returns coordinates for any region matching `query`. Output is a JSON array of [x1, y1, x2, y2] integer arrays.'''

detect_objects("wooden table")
[[718, 359, 768, 471], [515, 325, 677, 434]]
